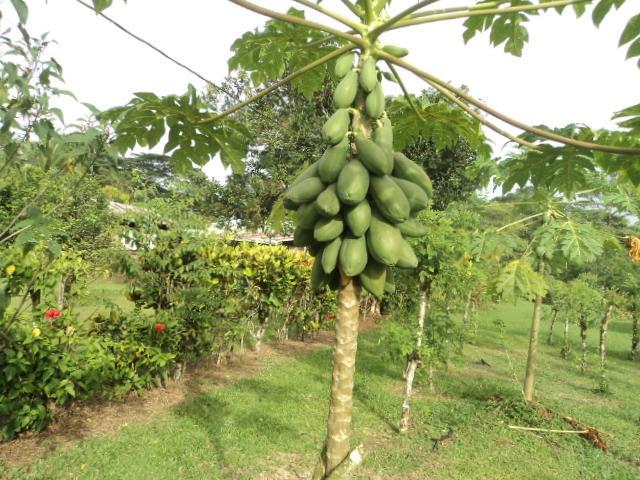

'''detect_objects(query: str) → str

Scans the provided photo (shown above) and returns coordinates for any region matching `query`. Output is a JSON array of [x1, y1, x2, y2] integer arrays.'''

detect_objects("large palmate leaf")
[[100, 86, 248, 174], [613, 102, 640, 134], [388, 93, 487, 152], [494, 257, 547, 301], [534, 219, 606, 265], [228, 8, 338, 99], [500, 123, 640, 193], [461, 0, 578, 57]]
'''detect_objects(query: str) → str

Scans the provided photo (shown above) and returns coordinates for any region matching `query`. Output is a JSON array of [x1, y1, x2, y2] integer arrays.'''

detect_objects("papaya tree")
[[493, 188, 606, 401], [68, 0, 640, 476], [389, 209, 470, 433]]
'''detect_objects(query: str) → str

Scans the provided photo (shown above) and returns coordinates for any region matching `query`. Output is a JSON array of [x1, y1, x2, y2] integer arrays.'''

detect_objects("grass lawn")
[[9, 278, 137, 319], [1, 301, 639, 479]]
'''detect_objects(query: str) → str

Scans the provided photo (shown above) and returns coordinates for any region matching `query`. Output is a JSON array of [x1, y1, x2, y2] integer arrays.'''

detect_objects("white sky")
[[5, 0, 639, 181]]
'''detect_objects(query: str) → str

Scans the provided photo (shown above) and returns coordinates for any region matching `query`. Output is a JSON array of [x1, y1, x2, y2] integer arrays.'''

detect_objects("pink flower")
[[44, 308, 61, 319], [153, 322, 166, 334]]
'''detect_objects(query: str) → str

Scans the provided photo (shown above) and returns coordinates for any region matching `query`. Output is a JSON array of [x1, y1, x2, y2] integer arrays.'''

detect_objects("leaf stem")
[[497, 212, 545, 232], [199, 45, 356, 125], [384, 61, 425, 122], [407, 1, 504, 19], [291, 0, 365, 32], [227, 0, 365, 48], [369, 0, 441, 38], [340, 0, 362, 19], [421, 76, 540, 150], [382, 54, 640, 155], [391, 0, 589, 30]]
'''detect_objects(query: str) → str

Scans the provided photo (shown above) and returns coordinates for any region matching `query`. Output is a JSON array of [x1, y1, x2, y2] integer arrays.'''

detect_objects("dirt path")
[[0, 315, 380, 468]]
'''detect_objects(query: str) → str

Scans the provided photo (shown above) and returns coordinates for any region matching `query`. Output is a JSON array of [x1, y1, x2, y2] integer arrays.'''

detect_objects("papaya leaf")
[[100, 86, 248, 174], [388, 93, 486, 151], [592, 0, 626, 27], [10, 0, 28, 24], [495, 258, 547, 301], [228, 8, 338, 99]]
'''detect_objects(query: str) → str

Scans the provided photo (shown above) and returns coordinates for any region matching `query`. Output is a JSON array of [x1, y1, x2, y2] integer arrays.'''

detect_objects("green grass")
[[3, 302, 639, 479], [10, 278, 137, 318]]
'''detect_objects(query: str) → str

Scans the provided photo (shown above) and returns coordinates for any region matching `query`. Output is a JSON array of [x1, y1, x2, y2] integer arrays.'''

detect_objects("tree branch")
[[340, 0, 362, 19], [200, 45, 355, 125], [420, 75, 541, 150], [407, 1, 504, 20], [384, 62, 425, 122], [369, 0, 441, 38], [392, 0, 589, 30], [227, 0, 365, 48], [382, 53, 640, 155], [291, 0, 365, 32]]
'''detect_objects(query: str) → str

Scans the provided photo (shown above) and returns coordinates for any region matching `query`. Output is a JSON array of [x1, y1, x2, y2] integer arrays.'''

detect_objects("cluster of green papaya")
[[284, 51, 432, 299]]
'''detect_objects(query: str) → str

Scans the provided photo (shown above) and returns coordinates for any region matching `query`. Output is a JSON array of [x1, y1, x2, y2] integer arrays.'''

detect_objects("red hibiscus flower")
[[153, 322, 166, 334], [44, 308, 62, 319]]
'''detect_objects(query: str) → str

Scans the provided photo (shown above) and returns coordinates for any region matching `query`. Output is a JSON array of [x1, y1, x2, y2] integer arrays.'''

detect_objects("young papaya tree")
[[492, 188, 607, 401], [61, 0, 640, 476]]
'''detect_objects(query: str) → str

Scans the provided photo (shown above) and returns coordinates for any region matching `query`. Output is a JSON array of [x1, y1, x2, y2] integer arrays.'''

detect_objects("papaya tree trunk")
[[580, 319, 588, 374], [320, 277, 361, 477], [630, 313, 639, 360], [547, 309, 558, 345], [561, 316, 571, 359], [427, 361, 434, 393], [523, 292, 544, 402], [599, 304, 614, 382], [399, 287, 428, 433]]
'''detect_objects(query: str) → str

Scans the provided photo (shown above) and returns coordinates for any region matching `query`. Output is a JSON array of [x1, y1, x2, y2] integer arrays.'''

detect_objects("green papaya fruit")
[[322, 236, 342, 274], [284, 177, 325, 205], [293, 226, 315, 247], [393, 152, 433, 197], [335, 52, 355, 78], [384, 268, 396, 294], [359, 259, 387, 299], [382, 44, 409, 57], [315, 184, 341, 217], [344, 200, 371, 237], [365, 82, 385, 119], [314, 216, 344, 242], [370, 175, 410, 223], [318, 136, 349, 183], [291, 162, 319, 186], [311, 255, 330, 290], [366, 212, 402, 266], [392, 177, 430, 212], [337, 159, 369, 205], [359, 57, 378, 93], [373, 117, 393, 150], [396, 238, 418, 268], [339, 235, 368, 277], [322, 109, 350, 145], [397, 218, 428, 237], [334, 70, 359, 108], [297, 203, 320, 229], [354, 135, 392, 176]]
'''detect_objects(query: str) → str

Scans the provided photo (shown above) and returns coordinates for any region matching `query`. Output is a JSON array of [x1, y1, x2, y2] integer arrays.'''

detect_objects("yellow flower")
[[31, 327, 41, 338], [6, 265, 15, 275], [66, 325, 75, 336]]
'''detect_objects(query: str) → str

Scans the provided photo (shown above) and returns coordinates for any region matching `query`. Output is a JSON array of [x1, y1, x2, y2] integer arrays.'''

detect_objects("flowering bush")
[[44, 308, 62, 319], [0, 309, 175, 440], [122, 231, 337, 358]]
